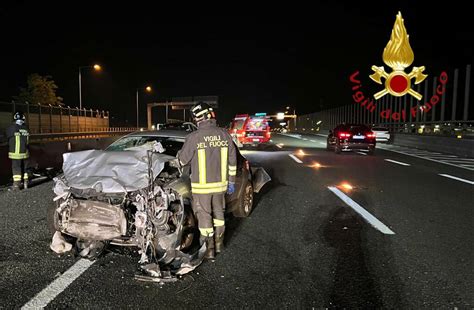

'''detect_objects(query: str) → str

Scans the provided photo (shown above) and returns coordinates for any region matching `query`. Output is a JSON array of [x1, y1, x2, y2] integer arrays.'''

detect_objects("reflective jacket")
[[178, 119, 237, 194], [6, 123, 30, 159]]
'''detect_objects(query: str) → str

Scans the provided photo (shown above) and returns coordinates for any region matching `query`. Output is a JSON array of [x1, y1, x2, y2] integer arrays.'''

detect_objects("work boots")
[[202, 236, 215, 260], [11, 181, 21, 191], [215, 234, 224, 254]]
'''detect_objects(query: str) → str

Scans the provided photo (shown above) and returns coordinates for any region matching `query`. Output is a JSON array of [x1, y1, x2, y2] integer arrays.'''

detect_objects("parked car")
[[48, 129, 270, 277], [326, 124, 376, 155], [370, 126, 391, 143]]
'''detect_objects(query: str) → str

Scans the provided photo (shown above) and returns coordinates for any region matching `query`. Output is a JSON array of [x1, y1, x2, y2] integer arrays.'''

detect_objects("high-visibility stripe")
[[192, 185, 228, 194], [221, 147, 228, 182], [228, 165, 237, 171], [13, 175, 22, 181], [192, 181, 227, 189], [15, 135, 20, 154], [199, 227, 214, 237], [8, 152, 28, 159], [195, 109, 209, 117], [198, 149, 206, 184], [23, 173, 29, 180], [229, 171, 236, 176], [213, 219, 225, 227]]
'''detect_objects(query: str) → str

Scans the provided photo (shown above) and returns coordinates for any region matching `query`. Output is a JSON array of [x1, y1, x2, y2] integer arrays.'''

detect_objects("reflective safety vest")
[[178, 119, 237, 194], [6, 123, 30, 159]]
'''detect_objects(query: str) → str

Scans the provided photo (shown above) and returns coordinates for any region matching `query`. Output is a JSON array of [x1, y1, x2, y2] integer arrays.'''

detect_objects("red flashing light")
[[339, 132, 351, 138]]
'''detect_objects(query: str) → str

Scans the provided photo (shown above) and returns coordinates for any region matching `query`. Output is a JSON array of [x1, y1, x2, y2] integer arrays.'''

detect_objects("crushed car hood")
[[62, 149, 174, 193]]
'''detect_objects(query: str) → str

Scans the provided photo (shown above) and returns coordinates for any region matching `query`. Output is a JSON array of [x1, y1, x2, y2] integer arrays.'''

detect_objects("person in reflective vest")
[[6, 111, 30, 190], [177, 102, 237, 259]]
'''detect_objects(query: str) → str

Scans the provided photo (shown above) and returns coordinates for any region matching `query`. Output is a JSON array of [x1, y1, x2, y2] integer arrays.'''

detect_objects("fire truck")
[[229, 113, 271, 146]]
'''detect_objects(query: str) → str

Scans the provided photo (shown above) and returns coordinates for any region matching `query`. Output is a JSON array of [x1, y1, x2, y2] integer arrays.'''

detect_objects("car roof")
[[124, 129, 189, 138]]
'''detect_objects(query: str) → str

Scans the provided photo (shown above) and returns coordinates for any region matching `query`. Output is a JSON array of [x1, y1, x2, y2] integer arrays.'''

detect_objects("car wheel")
[[180, 207, 197, 251], [232, 180, 254, 218], [47, 201, 60, 235]]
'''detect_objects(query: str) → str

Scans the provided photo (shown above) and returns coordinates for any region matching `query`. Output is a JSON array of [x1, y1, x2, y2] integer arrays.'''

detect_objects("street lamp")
[[79, 64, 101, 110], [136, 86, 152, 128]]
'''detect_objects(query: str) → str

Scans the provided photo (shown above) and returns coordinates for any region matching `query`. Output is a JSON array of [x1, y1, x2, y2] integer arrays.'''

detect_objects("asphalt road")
[[0, 133, 473, 309]]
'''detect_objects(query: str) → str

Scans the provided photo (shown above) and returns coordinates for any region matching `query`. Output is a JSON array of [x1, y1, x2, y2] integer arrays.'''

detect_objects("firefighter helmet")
[[190, 102, 215, 123], [13, 111, 26, 121]]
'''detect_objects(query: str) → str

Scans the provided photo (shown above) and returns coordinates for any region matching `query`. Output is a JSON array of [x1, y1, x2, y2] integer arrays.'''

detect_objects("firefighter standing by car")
[[5, 111, 30, 190], [177, 102, 237, 259]]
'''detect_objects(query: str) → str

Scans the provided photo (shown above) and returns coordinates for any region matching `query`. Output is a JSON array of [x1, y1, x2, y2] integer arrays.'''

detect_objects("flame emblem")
[[370, 12, 427, 100]]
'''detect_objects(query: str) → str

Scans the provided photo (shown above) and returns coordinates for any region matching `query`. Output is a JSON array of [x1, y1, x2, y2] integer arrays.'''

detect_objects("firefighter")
[[6, 111, 30, 190], [177, 102, 237, 259]]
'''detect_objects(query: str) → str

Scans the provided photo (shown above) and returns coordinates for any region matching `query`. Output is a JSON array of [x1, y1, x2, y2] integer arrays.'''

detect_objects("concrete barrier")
[[0, 136, 121, 185]]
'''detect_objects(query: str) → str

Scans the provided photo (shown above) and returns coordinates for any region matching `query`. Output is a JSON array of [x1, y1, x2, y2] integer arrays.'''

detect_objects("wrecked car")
[[48, 129, 270, 279]]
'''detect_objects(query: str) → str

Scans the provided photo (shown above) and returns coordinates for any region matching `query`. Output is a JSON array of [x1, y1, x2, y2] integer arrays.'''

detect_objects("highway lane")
[[0, 133, 472, 308]]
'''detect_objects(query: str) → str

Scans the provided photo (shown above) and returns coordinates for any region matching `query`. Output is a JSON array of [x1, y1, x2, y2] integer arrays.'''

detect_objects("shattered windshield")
[[107, 136, 184, 156]]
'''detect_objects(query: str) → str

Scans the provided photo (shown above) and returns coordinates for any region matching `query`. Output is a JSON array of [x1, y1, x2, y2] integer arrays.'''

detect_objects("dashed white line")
[[328, 187, 395, 235], [356, 152, 367, 156], [438, 174, 474, 185], [288, 154, 303, 163], [309, 140, 317, 143], [315, 134, 327, 138], [276, 144, 283, 149], [382, 148, 474, 171], [319, 142, 326, 146], [302, 138, 308, 141], [384, 159, 411, 166], [22, 259, 95, 309]]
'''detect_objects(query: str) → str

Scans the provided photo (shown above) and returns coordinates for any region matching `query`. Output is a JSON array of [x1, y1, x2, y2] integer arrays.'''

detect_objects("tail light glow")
[[339, 132, 351, 138]]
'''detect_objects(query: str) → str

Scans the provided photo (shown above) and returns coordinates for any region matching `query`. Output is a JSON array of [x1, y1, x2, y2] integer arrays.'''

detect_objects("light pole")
[[78, 64, 101, 110], [136, 86, 152, 128]]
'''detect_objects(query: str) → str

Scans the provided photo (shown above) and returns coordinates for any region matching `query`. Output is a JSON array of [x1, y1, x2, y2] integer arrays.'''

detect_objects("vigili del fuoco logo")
[[370, 11, 427, 100]]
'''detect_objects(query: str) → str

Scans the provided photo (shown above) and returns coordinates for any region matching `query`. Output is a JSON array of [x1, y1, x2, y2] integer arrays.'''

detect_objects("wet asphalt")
[[0, 133, 472, 309]]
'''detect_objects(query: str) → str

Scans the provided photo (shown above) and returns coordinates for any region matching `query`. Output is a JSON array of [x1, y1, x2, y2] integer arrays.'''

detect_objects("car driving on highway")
[[326, 124, 376, 155]]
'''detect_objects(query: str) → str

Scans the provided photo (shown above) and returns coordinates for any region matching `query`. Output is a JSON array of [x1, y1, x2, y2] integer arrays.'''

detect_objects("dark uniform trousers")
[[12, 158, 29, 183], [192, 193, 225, 238]]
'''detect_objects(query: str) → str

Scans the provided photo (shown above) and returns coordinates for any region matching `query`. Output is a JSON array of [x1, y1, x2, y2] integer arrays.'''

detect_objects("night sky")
[[0, 1, 472, 126]]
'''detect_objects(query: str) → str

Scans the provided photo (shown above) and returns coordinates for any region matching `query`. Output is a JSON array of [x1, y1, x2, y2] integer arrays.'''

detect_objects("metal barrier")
[[0, 101, 111, 134], [291, 65, 473, 138]]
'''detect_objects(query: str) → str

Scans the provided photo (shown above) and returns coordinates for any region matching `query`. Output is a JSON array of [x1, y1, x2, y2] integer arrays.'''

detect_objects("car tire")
[[232, 180, 254, 218], [180, 206, 197, 251], [47, 202, 60, 235]]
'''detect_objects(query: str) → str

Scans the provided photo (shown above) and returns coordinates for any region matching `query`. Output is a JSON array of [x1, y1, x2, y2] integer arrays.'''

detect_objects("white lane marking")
[[384, 159, 411, 166], [319, 142, 326, 146], [302, 138, 309, 141], [315, 134, 327, 137], [309, 140, 317, 143], [328, 187, 395, 235], [22, 259, 95, 309], [443, 159, 474, 162], [382, 148, 474, 171], [288, 154, 303, 163], [276, 144, 282, 149], [357, 152, 367, 156], [438, 174, 474, 185]]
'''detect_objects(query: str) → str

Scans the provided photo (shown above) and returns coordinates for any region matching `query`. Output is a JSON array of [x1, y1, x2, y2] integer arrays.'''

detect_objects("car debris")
[[49, 142, 206, 281]]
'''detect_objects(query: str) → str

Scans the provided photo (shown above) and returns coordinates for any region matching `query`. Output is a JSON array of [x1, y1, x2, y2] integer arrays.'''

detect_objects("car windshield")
[[246, 118, 268, 131], [106, 136, 185, 156]]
